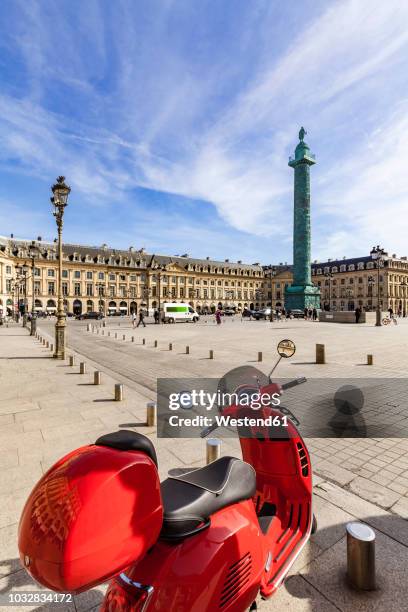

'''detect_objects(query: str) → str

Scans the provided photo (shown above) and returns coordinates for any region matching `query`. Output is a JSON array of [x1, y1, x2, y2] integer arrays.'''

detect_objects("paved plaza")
[[0, 317, 407, 611]]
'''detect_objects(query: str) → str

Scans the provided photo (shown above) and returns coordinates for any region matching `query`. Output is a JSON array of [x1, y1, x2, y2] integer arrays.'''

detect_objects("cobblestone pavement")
[[0, 320, 407, 611], [39, 316, 408, 516]]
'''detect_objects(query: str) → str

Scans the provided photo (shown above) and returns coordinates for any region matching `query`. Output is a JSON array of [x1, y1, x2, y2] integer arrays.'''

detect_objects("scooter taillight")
[[102, 574, 153, 612]]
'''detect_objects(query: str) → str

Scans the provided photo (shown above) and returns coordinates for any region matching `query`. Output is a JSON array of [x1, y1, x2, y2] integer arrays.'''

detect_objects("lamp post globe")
[[51, 176, 71, 359]]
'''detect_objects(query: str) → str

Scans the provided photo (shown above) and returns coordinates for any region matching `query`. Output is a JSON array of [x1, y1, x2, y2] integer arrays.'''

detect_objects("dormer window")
[[348, 264, 355, 271], [340, 265, 346, 272]]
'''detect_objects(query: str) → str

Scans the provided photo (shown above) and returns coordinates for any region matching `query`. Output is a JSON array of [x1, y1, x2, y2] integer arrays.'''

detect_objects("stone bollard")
[[206, 438, 221, 464], [50, 344, 53, 352], [142, 338, 146, 345], [316, 344, 326, 364], [46, 341, 49, 348], [209, 349, 214, 359], [169, 343, 173, 351], [258, 351, 262, 362], [367, 354, 373, 366], [69, 355, 75, 367], [115, 384, 124, 401], [94, 371, 102, 385], [103, 321, 106, 327], [186, 345, 190, 355], [346, 522, 376, 590], [79, 362, 86, 374], [131, 336, 135, 342], [154, 340, 158, 348], [123, 334, 126, 341], [146, 401, 156, 426]]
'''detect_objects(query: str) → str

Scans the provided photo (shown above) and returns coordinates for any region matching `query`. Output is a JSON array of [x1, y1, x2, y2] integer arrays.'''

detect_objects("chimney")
[[206, 256, 210, 260], [37, 236, 42, 241], [237, 260, 242, 264], [225, 259, 229, 262], [10, 233, 13, 238], [129, 246, 134, 252]]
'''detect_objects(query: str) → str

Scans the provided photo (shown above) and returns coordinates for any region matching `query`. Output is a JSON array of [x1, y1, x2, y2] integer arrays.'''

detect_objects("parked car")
[[77, 311, 104, 320], [290, 309, 305, 318], [108, 311, 122, 317], [253, 308, 273, 320], [223, 309, 236, 316], [242, 309, 254, 318], [66, 312, 75, 318]]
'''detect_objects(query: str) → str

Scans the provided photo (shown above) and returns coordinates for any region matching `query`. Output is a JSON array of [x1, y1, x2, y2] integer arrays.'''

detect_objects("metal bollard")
[[316, 343, 326, 364], [131, 336, 135, 342], [87, 324, 91, 332], [209, 349, 214, 359], [169, 342, 173, 351], [103, 321, 106, 327], [258, 351, 262, 362], [46, 341, 49, 348], [50, 344, 53, 352], [80, 362, 86, 374], [142, 338, 146, 345], [102, 330, 104, 335], [146, 401, 156, 426], [346, 522, 376, 590], [206, 438, 221, 464], [94, 371, 102, 385], [123, 334, 126, 341], [97, 329, 99, 335], [186, 345, 190, 354], [367, 354, 373, 366], [115, 384, 124, 401], [69, 355, 75, 366], [154, 340, 158, 348], [115, 333, 118, 339]]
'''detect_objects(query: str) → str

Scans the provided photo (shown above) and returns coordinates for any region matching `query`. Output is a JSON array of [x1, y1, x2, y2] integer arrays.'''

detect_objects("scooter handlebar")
[[200, 422, 219, 438], [281, 376, 307, 390]]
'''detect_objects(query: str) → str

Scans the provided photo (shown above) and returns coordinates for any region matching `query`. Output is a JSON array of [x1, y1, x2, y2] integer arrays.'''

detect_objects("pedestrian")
[[215, 309, 222, 325], [398, 307, 402, 318], [132, 311, 137, 328], [355, 306, 361, 324], [137, 310, 146, 328], [154, 309, 159, 324], [312, 307, 317, 321], [303, 307, 308, 320], [308, 308, 312, 320], [282, 307, 286, 318], [388, 307, 393, 319]]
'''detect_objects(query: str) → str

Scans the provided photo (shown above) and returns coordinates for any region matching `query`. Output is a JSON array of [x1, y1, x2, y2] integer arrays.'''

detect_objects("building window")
[[62, 282, 68, 296], [120, 275, 126, 281], [48, 269, 55, 277], [48, 282, 55, 295], [34, 267, 41, 276], [109, 286, 115, 297], [130, 274, 137, 281], [74, 271, 81, 279], [6, 265, 12, 274], [86, 271, 93, 280], [86, 284, 93, 296], [109, 273, 115, 281], [74, 283, 81, 296], [98, 285, 105, 297], [98, 272, 105, 280], [34, 281, 41, 295]]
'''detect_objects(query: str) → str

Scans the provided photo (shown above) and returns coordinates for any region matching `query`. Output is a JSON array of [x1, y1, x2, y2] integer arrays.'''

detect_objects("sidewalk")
[[0, 324, 407, 611]]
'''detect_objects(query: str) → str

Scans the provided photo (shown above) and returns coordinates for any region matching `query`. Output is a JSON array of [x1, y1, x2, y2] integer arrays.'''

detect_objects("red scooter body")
[[18, 376, 313, 612]]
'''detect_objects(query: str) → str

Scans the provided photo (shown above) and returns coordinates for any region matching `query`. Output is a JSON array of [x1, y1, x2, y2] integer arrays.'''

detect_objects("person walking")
[[303, 307, 308, 320], [154, 309, 160, 324], [132, 312, 137, 328], [355, 306, 361, 324], [137, 310, 146, 328], [312, 307, 318, 321], [215, 309, 222, 325]]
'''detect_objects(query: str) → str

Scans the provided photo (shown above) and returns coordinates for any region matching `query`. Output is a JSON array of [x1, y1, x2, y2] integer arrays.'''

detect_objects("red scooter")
[[18, 352, 315, 611]]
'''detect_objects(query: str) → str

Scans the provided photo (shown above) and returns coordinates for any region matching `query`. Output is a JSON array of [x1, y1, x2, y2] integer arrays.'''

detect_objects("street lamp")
[[370, 245, 387, 327], [28, 241, 40, 335], [51, 176, 71, 359], [324, 272, 334, 311]]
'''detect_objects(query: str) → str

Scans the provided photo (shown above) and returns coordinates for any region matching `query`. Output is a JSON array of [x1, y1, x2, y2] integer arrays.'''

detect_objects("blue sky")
[[0, 0, 408, 265]]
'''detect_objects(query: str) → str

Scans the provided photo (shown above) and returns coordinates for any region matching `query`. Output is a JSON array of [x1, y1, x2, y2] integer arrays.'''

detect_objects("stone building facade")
[[0, 236, 264, 316], [1, 235, 407, 317]]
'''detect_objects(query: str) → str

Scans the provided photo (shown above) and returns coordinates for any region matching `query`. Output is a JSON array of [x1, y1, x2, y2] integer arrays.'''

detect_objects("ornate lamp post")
[[51, 176, 71, 359], [324, 272, 334, 311], [370, 245, 387, 327], [28, 241, 40, 336], [19, 265, 29, 327]]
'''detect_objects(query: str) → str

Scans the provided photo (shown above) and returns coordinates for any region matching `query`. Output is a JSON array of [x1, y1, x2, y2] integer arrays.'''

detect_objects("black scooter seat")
[[160, 456, 256, 539]]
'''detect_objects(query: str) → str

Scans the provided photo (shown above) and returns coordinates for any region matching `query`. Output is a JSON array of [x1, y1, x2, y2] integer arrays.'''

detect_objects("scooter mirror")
[[277, 338, 296, 358]]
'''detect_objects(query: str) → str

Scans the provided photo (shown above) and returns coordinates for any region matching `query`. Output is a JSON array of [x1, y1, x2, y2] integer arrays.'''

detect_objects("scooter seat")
[[160, 456, 256, 539]]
